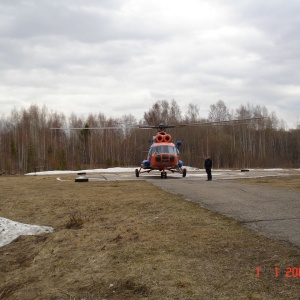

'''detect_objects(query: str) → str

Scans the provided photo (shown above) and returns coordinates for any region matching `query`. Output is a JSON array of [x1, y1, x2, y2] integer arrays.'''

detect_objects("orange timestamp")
[[256, 266, 300, 278]]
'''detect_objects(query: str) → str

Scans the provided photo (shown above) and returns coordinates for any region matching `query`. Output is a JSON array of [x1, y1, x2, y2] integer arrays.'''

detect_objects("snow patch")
[[0, 217, 53, 248], [26, 167, 139, 176], [25, 166, 200, 176]]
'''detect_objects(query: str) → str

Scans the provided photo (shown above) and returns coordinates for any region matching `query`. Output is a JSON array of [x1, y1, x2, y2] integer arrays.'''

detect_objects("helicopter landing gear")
[[182, 168, 187, 177], [161, 171, 167, 179], [135, 169, 139, 177]]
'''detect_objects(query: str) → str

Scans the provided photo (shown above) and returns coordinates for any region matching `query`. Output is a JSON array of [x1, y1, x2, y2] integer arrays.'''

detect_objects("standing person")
[[204, 156, 212, 181]]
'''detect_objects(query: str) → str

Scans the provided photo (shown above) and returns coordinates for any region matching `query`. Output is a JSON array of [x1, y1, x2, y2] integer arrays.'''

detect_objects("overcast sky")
[[0, 0, 299, 128]]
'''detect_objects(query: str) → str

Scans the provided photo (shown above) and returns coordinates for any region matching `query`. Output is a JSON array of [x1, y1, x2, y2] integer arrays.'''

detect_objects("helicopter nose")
[[155, 154, 175, 163]]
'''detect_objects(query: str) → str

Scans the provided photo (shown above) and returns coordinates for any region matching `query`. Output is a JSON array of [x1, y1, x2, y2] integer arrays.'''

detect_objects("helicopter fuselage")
[[136, 130, 186, 178], [142, 142, 182, 170]]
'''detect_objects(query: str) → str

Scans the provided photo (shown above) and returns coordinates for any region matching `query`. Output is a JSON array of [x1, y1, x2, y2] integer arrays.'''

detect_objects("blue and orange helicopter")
[[52, 117, 263, 179], [134, 117, 263, 179]]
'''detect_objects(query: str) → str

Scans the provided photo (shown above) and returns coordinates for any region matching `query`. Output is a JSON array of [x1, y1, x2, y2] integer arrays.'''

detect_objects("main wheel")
[[182, 168, 187, 177], [135, 169, 139, 177]]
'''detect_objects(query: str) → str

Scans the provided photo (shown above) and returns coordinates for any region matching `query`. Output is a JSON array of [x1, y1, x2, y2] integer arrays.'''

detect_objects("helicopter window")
[[152, 146, 176, 155]]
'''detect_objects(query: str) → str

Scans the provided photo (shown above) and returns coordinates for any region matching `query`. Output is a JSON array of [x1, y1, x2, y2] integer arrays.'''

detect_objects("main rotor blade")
[[50, 127, 121, 130], [138, 125, 177, 130], [51, 117, 264, 131], [189, 117, 264, 126], [138, 117, 264, 130]]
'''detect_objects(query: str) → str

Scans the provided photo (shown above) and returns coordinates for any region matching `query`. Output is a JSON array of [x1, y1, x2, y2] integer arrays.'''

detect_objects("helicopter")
[[51, 117, 264, 180], [135, 123, 186, 179], [134, 117, 265, 179]]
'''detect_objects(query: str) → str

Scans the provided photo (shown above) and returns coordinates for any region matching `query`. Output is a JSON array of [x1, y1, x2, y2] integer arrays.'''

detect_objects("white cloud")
[[0, 0, 299, 127]]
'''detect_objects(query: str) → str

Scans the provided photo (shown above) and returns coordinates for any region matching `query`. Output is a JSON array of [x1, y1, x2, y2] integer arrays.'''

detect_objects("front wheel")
[[182, 168, 187, 177], [161, 171, 167, 179], [135, 169, 139, 177]]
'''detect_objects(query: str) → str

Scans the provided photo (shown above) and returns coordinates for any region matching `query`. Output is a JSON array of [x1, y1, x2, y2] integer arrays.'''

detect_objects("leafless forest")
[[0, 100, 299, 174]]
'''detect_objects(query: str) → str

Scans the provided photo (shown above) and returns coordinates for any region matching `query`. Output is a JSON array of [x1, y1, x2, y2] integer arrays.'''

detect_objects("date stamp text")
[[256, 267, 300, 278]]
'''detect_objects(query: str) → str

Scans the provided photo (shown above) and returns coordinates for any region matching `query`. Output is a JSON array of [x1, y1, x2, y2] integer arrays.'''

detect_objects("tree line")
[[0, 100, 299, 174]]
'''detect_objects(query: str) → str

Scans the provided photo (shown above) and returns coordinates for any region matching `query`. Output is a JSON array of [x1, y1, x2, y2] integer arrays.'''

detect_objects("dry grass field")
[[1, 175, 300, 299]]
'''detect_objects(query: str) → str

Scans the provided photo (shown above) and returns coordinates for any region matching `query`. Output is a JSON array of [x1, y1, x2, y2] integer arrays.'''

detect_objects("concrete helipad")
[[79, 169, 300, 248], [81, 168, 299, 181]]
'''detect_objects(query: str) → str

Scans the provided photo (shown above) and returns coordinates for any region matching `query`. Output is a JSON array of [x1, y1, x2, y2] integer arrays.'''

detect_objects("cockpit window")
[[150, 146, 177, 155]]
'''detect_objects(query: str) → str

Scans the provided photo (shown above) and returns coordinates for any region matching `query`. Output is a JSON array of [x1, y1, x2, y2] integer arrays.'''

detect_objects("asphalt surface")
[[82, 169, 300, 247]]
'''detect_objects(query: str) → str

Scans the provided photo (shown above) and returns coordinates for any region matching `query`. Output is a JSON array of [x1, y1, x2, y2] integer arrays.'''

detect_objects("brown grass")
[[1, 175, 300, 299]]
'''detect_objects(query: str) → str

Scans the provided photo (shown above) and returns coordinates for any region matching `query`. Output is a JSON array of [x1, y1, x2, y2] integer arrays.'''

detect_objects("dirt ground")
[[1, 175, 300, 299]]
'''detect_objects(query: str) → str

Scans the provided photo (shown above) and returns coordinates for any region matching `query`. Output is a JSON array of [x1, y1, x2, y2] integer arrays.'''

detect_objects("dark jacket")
[[204, 158, 212, 169]]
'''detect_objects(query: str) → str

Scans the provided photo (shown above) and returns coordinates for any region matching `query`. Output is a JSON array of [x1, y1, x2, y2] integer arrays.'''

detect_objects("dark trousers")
[[206, 168, 212, 180]]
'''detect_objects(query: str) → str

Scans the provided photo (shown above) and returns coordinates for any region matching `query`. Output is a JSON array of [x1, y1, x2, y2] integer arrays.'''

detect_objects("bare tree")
[[209, 100, 231, 122], [0, 101, 298, 173], [185, 103, 200, 123], [143, 100, 182, 125]]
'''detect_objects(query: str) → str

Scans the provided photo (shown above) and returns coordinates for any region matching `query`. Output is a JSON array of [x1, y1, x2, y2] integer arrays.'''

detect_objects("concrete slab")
[[246, 219, 300, 246]]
